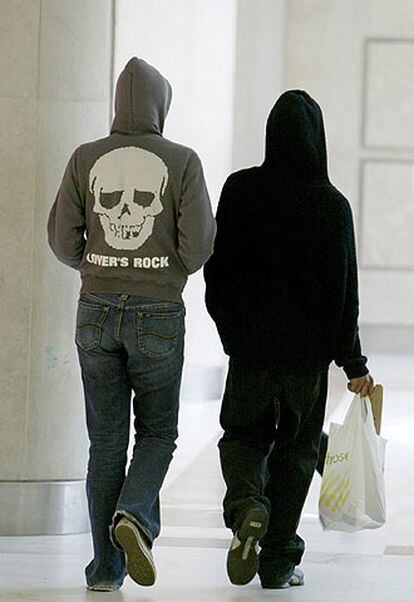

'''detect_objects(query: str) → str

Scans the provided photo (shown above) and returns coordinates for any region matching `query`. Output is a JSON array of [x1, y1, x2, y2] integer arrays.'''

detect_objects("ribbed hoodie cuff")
[[343, 361, 369, 380]]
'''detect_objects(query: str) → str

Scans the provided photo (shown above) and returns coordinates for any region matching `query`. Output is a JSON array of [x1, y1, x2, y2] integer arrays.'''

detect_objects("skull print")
[[89, 146, 169, 250]]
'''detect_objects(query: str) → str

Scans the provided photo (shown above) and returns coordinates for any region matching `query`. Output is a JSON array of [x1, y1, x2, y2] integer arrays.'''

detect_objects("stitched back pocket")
[[136, 308, 184, 359], [75, 302, 109, 351]]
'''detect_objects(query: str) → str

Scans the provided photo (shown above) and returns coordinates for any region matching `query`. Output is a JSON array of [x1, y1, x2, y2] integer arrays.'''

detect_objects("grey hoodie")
[[47, 57, 216, 302]]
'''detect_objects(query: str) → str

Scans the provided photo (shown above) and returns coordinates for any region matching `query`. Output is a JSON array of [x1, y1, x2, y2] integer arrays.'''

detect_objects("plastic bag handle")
[[359, 394, 377, 435], [343, 393, 377, 435]]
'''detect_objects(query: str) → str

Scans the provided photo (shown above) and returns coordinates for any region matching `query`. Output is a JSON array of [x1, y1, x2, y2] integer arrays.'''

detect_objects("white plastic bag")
[[318, 394, 387, 532]]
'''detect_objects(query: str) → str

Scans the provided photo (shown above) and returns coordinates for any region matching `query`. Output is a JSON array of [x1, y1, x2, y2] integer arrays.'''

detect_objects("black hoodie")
[[203, 90, 368, 379]]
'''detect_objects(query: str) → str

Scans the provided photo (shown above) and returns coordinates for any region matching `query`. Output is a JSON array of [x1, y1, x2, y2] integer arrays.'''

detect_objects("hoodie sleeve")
[[177, 151, 216, 274], [320, 195, 368, 380], [203, 175, 236, 324], [47, 149, 86, 270]]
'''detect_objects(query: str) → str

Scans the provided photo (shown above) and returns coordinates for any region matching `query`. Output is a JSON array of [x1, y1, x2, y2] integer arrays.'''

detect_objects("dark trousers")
[[218, 358, 328, 566], [317, 431, 329, 476], [75, 292, 185, 588]]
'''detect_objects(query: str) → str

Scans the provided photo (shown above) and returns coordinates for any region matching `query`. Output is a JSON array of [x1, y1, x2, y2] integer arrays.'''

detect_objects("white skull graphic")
[[89, 146, 169, 250]]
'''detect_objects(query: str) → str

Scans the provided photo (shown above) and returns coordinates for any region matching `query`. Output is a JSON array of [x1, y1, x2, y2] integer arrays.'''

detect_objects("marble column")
[[0, 0, 113, 534]]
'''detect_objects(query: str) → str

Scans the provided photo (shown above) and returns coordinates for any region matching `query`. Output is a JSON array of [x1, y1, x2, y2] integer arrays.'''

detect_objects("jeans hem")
[[223, 497, 270, 533], [109, 509, 154, 551]]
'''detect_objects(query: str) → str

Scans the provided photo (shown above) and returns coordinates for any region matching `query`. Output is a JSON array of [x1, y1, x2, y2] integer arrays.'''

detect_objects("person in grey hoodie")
[[47, 57, 216, 592]]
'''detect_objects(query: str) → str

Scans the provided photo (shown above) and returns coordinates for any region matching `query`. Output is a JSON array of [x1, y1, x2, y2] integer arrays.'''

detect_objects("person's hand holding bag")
[[348, 373, 375, 397]]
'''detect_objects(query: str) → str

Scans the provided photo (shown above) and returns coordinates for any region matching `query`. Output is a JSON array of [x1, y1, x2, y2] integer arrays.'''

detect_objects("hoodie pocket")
[[75, 302, 110, 351], [136, 309, 184, 359]]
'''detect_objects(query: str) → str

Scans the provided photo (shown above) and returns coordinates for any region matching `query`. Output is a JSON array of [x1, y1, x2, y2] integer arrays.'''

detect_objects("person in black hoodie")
[[203, 90, 374, 589]]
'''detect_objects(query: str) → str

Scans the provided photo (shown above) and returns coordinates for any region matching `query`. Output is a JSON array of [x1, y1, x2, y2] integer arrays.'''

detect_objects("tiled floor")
[[0, 354, 413, 601]]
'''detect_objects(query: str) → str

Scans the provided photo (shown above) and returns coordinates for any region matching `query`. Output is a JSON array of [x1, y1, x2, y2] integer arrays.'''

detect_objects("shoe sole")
[[86, 584, 120, 591], [227, 507, 269, 586], [114, 520, 156, 587]]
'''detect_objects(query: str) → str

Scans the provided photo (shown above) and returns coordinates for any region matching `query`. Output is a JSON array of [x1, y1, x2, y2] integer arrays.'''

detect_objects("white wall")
[[232, 0, 287, 170], [286, 0, 414, 352], [114, 0, 238, 375]]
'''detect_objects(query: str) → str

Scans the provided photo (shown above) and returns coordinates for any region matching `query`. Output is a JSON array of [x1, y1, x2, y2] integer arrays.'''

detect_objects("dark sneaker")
[[259, 564, 304, 589], [227, 506, 269, 585], [114, 517, 156, 586]]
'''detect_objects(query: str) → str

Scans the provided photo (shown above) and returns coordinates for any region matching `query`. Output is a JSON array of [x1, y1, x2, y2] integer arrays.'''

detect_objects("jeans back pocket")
[[136, 308, 184, 359], [75, 301, 110, 351]]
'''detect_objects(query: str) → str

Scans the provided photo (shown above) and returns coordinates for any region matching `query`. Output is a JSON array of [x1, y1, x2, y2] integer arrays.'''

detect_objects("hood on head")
[[263, 90, 329, 182], [111, 57, 172, 136]]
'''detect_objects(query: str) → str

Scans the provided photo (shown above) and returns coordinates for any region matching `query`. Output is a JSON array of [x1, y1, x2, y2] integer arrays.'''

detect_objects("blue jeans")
[[75, 292, 185, 588]]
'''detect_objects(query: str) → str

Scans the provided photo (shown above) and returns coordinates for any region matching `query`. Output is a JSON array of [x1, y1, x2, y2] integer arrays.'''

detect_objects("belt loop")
[[119, 294, 128, 308]]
